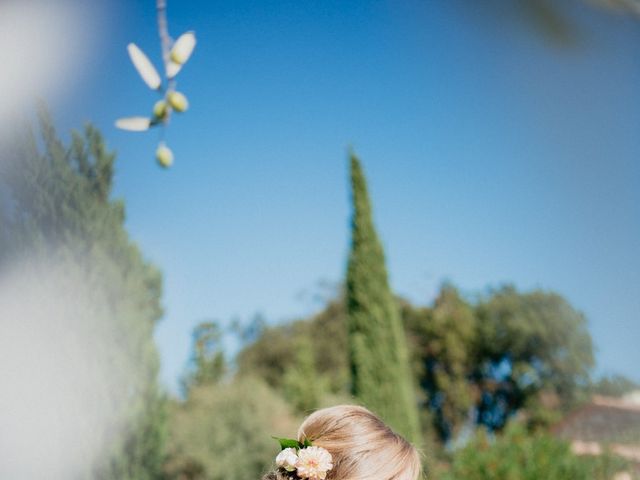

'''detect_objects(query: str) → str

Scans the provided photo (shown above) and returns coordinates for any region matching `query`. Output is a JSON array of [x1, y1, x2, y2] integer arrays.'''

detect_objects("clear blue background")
[[56, 0, 640, 392]]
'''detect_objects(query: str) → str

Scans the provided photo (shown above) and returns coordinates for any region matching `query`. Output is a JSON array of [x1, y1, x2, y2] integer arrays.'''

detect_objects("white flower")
[[296, 446, 333, 480], [127, 43, 161, 90], [275, 448, 298, 472]]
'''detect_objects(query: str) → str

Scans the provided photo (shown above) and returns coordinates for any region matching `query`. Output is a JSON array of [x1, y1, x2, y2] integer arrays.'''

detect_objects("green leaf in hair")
[[272, 436, 309, 450]]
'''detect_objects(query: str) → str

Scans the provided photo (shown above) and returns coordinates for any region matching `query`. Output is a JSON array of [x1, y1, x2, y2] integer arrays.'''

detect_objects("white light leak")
[[0, 0, 94, 133], [0, 258, 133, 479]]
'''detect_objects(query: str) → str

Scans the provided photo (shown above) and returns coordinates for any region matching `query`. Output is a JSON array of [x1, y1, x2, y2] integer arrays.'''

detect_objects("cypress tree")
[[346, 152, 420, 443]]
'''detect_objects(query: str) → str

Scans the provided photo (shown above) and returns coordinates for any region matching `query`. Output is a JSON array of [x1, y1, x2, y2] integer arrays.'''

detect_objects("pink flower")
[[296, 446, 333, 480]]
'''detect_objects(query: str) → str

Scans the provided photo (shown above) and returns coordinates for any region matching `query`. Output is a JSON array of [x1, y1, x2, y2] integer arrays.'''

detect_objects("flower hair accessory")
[[273, 437, 333, 480]]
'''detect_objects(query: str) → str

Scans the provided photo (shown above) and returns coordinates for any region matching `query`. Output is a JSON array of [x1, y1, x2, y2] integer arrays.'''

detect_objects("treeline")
[[166, 282, 601, 476], [168, 284, 637, 480]]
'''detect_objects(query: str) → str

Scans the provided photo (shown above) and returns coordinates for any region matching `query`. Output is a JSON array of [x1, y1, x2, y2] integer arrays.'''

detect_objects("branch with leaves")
[[115, 0, 196, 168]]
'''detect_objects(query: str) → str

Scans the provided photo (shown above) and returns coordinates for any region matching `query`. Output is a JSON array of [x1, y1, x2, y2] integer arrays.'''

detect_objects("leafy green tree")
[[0, 107, 166, 479], [236, 319, 309, 390], [404, 284, 476, 443], [164, 378, 299, 480], [283, 335, 321, 413], [182, 321, 227, 393], [345, 153, 420, 443], [590, 374, 639, 397], [402, 283, 596, 442], [473, 286, 595, 430], [237, 299, 349, 396]]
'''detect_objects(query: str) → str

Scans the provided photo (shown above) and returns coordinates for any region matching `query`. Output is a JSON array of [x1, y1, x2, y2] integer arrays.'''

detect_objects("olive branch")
[[115, 0, 196, 168]]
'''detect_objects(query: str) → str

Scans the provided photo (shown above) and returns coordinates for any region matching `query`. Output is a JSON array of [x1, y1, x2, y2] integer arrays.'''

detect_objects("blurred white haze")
[[0, 259, 133, 479], [0, 1, 123, 478], [0, 0, 97, 136]]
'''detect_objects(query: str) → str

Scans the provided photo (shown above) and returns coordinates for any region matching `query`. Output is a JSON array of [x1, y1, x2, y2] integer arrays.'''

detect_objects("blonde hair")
[[265, 405, 422, 480]]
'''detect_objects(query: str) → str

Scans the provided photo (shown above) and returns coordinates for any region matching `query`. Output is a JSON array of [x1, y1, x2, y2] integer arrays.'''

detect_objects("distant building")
[[553, 391, 640, 473]]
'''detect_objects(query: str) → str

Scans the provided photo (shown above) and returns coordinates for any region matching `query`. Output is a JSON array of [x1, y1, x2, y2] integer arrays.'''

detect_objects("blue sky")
[[52, 0, 639, 392]]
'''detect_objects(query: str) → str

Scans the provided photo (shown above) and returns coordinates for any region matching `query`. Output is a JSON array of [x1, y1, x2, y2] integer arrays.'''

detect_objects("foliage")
[[273, 437, 312, 450], [0, 107, 166, 479], [182, 321, 227, 393], [236, 281, 597, 446], [173, 155, 599, 461], [345, 153, 421, 443], [404, 284, 476, 442], [282, 335, 321, 413], [404, 283, 597, 442], [163, 377, 300, 480], [442, 423, 634, 480], [473, 286, 594, 431], [237, 300, 349, 401], [590, 374, 639, 397]]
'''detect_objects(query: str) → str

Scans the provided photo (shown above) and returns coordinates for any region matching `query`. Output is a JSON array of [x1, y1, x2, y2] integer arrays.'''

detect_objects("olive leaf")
[[272, 436, 313, 450], [127, 43, 161, 90], [115, 117, 152, 132]]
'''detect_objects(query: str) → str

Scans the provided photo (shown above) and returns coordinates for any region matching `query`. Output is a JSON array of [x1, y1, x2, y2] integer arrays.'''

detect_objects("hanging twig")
[[157, 0, 172, 78], [156, 0, 174, 134]]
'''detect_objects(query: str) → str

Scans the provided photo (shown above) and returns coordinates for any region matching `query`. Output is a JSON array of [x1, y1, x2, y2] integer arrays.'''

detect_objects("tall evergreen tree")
[[345, 153, 420, 443], [0, 107, 166, 479]]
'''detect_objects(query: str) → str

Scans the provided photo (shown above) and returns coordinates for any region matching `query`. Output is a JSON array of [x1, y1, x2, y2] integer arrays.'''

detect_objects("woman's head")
[[266, 405, 421, 480]]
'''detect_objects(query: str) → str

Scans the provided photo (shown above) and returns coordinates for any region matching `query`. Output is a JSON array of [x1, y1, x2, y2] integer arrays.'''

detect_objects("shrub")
[[442, 423, 634, 480], [164, 377, 300, 480]]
